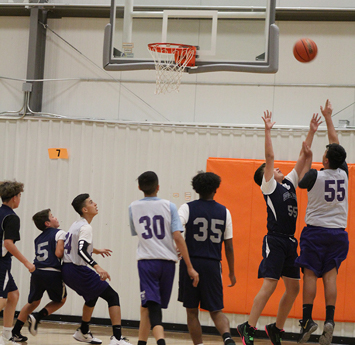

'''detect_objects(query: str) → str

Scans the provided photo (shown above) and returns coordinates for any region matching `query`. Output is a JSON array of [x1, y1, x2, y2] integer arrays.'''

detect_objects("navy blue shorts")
[[62, 263, 109, 303], [295, 226, 349, 278], [28, 269, 67, 303], [178, 257, 223, 312], [138, 259, 175, 309], [0, 257, 18, 298], [258, 234, 300, 280]]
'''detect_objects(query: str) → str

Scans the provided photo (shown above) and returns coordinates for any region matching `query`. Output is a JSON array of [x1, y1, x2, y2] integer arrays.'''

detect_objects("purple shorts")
[[62, 263, 109, 302], [295, 226, 349, 278], [138, 259, 175, 309]]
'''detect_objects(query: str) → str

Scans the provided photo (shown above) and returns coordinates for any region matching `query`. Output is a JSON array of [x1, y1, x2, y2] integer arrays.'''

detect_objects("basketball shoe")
[[265, 323, 284, 345], [73, 328, 102, 344], [108, 336, 133, 345], [319, 320, 335, 345], [237, 321, 256, 345], [28, 313, 39, 336], [297, 319, 318, 343]]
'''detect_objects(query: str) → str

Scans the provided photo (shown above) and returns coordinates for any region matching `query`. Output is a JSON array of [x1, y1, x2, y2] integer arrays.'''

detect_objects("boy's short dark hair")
[[0, 180, 24, 202], [32, 209, 51, 231], [72, 193, 90, 216], [326, 143, 347, 169], [191, 171, 221, 198], [254, 163, 266, 186], [138, 171, 159, 195]]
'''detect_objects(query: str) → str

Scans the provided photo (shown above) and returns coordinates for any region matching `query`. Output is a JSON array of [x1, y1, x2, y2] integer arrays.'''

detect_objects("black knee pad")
[[85, 297, 98, 308], [99, 286, 120, 307], [146, 301, 162, 329]]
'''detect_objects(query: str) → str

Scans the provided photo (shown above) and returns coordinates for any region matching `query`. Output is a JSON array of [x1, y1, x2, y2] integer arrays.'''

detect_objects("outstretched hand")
[[95, 248, 112, 258], [320, 99, 333, 119], [309, 113, 322, 132], [262, 110, 275, 130]]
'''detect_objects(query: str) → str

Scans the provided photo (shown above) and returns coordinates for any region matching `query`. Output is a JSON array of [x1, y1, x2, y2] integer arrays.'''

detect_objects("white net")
[[148, 43, 196, 94]]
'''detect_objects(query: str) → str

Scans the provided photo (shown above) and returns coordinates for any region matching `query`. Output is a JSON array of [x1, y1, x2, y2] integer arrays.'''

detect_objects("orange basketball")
[[293, 38, 318, 63]]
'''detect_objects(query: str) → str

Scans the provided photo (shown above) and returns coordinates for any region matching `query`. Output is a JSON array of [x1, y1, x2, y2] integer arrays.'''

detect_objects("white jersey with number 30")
[[129, 197, 182, 262]]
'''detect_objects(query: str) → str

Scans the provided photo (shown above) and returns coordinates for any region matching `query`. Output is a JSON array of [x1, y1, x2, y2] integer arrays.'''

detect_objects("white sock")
[[2, 327, 12, 340]]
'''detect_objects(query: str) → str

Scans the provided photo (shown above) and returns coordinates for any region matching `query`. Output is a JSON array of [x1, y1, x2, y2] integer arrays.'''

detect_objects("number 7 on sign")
[[48, 148, 69, 159]]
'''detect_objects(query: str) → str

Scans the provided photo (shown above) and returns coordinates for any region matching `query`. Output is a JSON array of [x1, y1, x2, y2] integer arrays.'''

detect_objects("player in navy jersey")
[[129, 171, 199, 345], [11, 209, 67, 341], [295, 100, 349, 345], [178, 171, 236, 345], [0, 181, 35, 345], [62, 194, 132, 345], [237, 110, 321, 345]]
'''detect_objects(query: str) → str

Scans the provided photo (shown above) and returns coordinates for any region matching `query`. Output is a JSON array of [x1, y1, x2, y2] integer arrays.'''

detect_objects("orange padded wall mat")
[[206, 158, 355, 322]]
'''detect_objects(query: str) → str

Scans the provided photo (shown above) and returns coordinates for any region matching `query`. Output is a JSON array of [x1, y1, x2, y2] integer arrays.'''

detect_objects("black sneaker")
[[319, 320, 335, 345], [297, 319, 318, 343], [28, 313, 39, 336], [10, 333, 28, 342], [237, 321, 256, 345], [265, 323, 284, 345]]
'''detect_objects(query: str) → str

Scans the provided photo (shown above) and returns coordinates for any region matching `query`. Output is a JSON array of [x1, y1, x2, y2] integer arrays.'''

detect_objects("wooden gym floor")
[[3, 321, 301, 345]]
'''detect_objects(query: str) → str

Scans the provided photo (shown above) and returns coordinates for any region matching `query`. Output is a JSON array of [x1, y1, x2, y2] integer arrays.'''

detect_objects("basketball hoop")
[[148, 43, 197, 94]]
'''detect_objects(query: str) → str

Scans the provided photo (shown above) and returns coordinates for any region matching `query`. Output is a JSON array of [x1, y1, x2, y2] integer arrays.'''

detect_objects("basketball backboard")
[[103, 0, 278, 73]]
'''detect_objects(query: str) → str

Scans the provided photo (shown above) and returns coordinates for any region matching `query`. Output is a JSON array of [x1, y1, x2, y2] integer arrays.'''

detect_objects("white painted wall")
[[0, 118, 354, 337]]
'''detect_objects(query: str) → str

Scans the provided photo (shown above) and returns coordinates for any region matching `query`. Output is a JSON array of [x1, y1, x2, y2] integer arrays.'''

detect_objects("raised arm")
[[304, 113, 322, 148], [262, 110, 276, 182], [294, 114, 320, 178], [295, 142, 313, 181], [321, 99, 339, 144]]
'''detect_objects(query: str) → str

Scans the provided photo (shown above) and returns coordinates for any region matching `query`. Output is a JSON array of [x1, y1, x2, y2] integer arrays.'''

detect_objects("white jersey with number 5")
[[305, 168, 348, 228]]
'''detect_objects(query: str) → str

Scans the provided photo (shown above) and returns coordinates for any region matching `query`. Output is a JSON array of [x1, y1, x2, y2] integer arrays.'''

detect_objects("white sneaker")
[[1, 337, 16, 345], [109, 336, 133, 345], [28, 313, 38, 336], [73, 328, 102, 344]]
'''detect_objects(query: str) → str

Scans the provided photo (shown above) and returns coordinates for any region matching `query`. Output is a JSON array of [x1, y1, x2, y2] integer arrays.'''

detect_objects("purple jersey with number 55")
[[129, 197, 182, 261]]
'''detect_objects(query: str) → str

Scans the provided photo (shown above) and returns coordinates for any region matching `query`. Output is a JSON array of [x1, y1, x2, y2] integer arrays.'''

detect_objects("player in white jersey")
[[129, 171, 199, 345], [62, 194, 132, 345], [295, 100, 349, 345], [238, 110, 319, 345]]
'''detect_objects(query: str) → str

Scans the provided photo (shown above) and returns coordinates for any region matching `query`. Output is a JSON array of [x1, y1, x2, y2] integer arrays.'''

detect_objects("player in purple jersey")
[[295, 100, 349, 345], [0, 181, 35, 345], [62, 194, 132, 345], [178, 171, 236, 345], [237, 110, 321, 345], [129, 171, 199, 345], [11, 209, 67, 341]]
